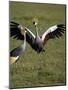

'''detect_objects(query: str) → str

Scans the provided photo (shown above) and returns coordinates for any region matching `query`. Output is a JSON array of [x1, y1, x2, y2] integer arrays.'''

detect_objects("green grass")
[[9, 1, 66, 89]]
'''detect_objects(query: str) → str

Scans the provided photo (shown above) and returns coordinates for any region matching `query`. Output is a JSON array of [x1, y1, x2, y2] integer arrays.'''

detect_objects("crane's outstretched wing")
[[10, 21, 36, 48], [10, 21, 24, 40], [41, 24, 65, 45]]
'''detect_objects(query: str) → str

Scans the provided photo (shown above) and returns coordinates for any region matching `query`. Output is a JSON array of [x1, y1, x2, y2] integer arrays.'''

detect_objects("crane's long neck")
[[35, 25, 39, 38], [21, 32, 26, 51]]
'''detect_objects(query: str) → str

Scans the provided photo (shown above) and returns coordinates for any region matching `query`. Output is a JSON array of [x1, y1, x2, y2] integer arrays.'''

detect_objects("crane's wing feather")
[[10, 21, 24, 40], [41, 24, 65, 45], [10, 21, 36, 48]]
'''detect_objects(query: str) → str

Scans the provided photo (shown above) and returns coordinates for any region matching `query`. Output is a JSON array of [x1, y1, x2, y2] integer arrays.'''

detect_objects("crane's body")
[[10, 30, 26, 64], [33, 25, 44, 53], [34, 37, 44, 53]]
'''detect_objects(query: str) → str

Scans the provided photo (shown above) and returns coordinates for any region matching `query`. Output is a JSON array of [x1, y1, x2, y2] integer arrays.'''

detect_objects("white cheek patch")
[[18, 25, 24, 30]]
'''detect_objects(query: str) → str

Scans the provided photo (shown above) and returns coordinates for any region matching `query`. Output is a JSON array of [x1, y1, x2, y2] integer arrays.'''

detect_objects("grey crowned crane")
[[10, 27, 26, 64], [10, 18, 65, 53]]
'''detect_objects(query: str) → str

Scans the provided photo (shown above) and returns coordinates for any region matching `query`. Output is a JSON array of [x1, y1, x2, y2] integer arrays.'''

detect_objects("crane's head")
[[32, 17, 38, 27], [18, 24, 24, 30], [19, 25, 26, 35]]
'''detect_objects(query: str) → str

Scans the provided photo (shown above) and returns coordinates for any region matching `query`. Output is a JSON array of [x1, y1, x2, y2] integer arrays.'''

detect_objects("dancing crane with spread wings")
[[10, 18, 65, 53]]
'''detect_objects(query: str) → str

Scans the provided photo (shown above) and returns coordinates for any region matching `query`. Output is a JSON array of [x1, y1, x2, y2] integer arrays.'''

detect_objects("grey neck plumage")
[[21, 32, 26, 51], [35, 25, 40, 39]]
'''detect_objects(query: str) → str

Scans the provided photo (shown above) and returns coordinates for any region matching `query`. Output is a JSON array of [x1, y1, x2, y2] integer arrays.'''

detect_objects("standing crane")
[[10, 18, 65, 53], [10, 25, 27, 64]]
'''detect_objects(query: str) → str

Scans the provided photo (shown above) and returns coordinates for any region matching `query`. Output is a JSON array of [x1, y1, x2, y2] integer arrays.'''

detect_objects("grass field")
[[9, 1, 66, 89]]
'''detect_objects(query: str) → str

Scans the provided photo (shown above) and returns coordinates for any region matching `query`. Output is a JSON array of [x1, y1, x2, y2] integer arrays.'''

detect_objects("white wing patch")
[[50, 25, 57, 32], [42, 25, 57, 41], [25, 27, 36, 39], [10, 56, 19, 64]]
